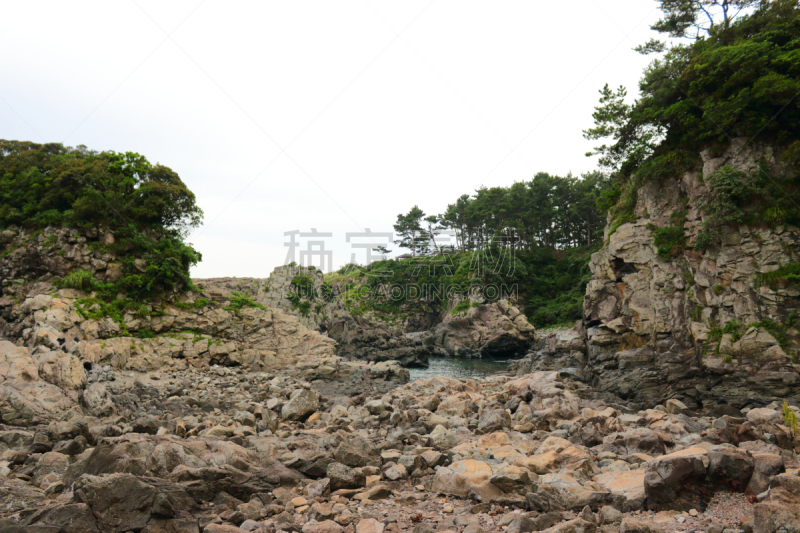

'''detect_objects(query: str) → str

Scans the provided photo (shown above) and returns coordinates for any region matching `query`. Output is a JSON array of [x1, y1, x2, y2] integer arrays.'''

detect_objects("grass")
[[61, 269, 94, 290], [223, 292, 266, 315], [756, 262, 800, 289]]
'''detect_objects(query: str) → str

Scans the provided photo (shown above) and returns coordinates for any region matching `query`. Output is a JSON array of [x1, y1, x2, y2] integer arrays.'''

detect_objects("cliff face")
[[581, 139, 800, 408]]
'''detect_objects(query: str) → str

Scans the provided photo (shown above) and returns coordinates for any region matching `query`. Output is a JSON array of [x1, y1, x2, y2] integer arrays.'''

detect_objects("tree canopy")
[[0, 140, 202, 232], [0, 140, 203, 299], [394, 172, 609, 256], [585, 0, 800, 180]]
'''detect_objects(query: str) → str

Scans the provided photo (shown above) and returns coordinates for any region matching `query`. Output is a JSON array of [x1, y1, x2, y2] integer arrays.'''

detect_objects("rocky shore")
[[1, 324, 799, 533]]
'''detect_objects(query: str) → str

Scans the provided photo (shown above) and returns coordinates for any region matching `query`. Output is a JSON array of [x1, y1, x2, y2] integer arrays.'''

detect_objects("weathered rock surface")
[[580, 140, 800, 407]]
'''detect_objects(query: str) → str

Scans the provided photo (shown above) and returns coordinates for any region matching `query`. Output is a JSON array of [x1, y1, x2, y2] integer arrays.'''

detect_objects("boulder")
[[72, 473, 195, 532], [526, 473, 611, 512], [747, 453, 784, 495], [477, 409, 511, 434], [428, 424, 458, 450], [707, 447, 754, 490], [282, 388, 319, 421], [0, 341, 76, 426], [431, 459, 504, 502], [326, 462, 365, 491], [596, 469, 645, 511], [644, 448, 709, 510], [488, 465, 531, 495], [754, 473, 800, 533]]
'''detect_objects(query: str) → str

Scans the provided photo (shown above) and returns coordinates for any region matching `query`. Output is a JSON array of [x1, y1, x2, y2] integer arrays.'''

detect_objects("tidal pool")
[[409, 356, 515, 381]]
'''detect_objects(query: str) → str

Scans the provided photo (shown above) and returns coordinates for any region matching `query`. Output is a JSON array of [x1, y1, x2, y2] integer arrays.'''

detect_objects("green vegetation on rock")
[[1, 141, 204, 324], [587, 0, 800, 238]]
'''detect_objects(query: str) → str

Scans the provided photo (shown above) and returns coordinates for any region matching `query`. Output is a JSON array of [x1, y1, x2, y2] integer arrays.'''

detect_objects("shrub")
[[783, 401, 798, 442], [61, 269, 94, 290], [652, 226, 687, 260], [224, 292, 265, 313], [756, 262, 800, 289]]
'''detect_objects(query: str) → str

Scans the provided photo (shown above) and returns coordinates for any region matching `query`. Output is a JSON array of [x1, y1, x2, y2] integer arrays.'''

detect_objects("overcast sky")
[[1, 1, 665, 277]]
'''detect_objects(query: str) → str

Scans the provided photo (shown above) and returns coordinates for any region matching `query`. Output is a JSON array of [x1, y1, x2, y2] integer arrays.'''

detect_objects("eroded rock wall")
[[582, 139, 800, 408]]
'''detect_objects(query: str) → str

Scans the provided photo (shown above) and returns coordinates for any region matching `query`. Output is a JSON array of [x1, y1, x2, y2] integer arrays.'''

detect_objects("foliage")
[[1, 140, 203, 301], [223, 292, 266, 314], [450, 300, 479, 315], [651, 0, 760, 39], [61, 269, 94, 290], [393, 206, 427, 257], [0, 140, 202, 231], [588, 1, 800, 218], [651, 225, 687, 259], [337, 245, 598, 329], [435, 172, 610, 252], [290, 275, 317, 299], [756, 262, 800, 289]]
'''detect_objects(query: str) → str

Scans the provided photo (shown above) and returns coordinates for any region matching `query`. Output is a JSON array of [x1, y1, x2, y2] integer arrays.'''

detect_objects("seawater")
[[409, 356, 514, 381]]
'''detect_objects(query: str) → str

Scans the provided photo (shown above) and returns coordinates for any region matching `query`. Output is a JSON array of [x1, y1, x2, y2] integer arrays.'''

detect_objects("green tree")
[[393, 206, 426, 257], [651, 0, 760, 39]]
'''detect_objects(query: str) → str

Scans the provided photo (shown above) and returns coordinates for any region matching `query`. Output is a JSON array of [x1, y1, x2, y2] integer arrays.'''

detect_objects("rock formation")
[[512, 140, 800, 409]]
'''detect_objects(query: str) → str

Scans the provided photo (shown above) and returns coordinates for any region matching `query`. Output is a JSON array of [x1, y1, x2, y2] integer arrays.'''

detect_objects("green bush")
[[1, 140, 203, 300], [224, 292, 266, 314], [652, 226, 687, 260], [61, 269, 94, 290], [756, 262, 800, 289]]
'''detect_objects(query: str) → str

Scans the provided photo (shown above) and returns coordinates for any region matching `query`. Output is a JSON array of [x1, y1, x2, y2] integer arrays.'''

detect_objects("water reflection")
[[409, 357, 513, 381]]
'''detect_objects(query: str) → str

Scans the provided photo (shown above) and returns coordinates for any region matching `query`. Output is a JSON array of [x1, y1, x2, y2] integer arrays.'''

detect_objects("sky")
[[0, 0, 666, 277]]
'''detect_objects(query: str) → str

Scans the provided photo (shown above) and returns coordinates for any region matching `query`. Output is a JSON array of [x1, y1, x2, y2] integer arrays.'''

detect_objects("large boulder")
[[596, 469, 646, 511], [644, 448, 709, 510], [526, 472, 611, 512], [427, 300, 536, 359], [430, 459, 504, 502], [327, 462, 365, 491], [72, 473, 196, 532], [754, 473, 800, 533], [282, 388, 320, 421], [0, 341, 76, 426]]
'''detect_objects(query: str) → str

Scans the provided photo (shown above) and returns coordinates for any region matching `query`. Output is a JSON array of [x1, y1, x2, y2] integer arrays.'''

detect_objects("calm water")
[[409, 357, 514, 381]]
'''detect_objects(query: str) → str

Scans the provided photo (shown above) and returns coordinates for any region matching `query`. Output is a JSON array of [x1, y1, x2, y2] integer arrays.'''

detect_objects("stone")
[[477, 409, 511, 434], [620, 517, 665, 533], [364, 400, 385, 415], [754, 473, 800, 533], [32, 451, 69, 488], [302, 520, 344, 533], [746, 408, 781, 424], [431, 459, 504, 502], [707, 448, 754, 490], [644, 448, 709, 510], [356, 518, 385, 533], [488, 465, 531, 494], [327, 462, 365, 491], [428, 424, 458, 450], [73, 473, 194, 532], [596, 469, 645, 510], [747, 453, 784, 495], [665, 399, 687, 415], [384, 464, 408, 481], [281, 388, 320, 421]]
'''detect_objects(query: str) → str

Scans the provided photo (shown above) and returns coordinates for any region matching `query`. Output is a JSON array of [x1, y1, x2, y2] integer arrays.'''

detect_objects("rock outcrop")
[[582, 140, 800, 408]]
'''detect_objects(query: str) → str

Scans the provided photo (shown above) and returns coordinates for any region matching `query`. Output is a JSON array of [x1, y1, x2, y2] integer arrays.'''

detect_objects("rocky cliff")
[[516, 140, 800, 409]]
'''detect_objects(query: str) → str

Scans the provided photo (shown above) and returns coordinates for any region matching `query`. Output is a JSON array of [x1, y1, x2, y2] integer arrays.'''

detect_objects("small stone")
[[689, 509, 698, 516], [356, 518, 385, 533], [443, 505, 454, 513], [292, 496, 309, 507]]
